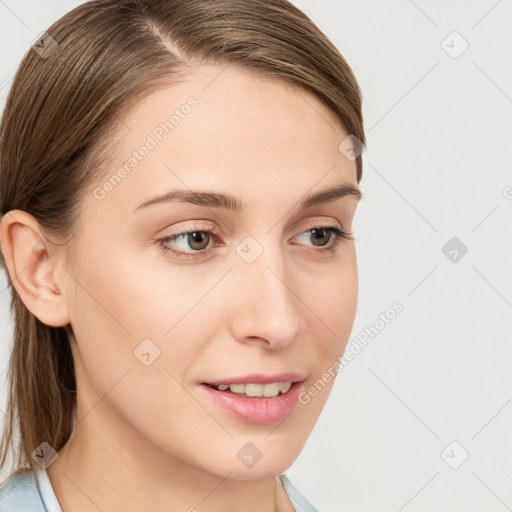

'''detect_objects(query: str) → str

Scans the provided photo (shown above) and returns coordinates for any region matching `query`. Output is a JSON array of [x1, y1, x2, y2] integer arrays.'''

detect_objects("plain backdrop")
[[1, 1, 511, 511]]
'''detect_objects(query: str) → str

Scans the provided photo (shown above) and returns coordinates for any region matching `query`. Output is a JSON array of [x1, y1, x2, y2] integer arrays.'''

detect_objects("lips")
[[199, 373, 306, 424]]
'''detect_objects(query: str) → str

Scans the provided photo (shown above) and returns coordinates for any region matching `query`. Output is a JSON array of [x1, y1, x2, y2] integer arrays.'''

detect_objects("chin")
[[208, 427, 312, 480]]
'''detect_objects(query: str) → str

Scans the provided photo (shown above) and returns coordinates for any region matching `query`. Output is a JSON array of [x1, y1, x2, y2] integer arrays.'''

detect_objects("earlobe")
[[0, 209, 70, 327]]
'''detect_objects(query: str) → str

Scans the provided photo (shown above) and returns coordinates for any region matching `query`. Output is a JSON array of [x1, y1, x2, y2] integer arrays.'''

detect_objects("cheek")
[[286, 247, 357, 416], [68, 238, 209, 344], [65, 249, 224, 465], [303, 246, 358, 359], [65, 240, 224, 407]]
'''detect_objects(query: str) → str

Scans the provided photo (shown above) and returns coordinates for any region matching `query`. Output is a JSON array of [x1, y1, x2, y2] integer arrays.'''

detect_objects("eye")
[[158, 230, 215, 259], [157, 223, 353, 260], [292, 226, 351, 251], [291, 224, 353, 255]]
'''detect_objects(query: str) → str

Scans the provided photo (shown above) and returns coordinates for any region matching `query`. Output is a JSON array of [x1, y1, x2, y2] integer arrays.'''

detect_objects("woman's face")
[[59, 64, 360, 479]]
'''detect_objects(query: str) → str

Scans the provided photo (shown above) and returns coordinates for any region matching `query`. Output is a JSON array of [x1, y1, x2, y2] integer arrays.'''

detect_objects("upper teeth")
[[214, 382, 292, 397]]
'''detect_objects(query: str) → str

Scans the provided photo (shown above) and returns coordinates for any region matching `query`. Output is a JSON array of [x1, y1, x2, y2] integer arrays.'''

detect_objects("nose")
[[227, 236, 305, 350]]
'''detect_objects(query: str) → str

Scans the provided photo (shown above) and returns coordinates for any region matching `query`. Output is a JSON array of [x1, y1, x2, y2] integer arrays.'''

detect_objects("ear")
[[0, 209, 71, 327]]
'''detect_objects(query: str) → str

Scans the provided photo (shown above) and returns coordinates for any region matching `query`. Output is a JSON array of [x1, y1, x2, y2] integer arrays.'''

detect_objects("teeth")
[[229, 383, 245, 394], [279, 382, 292, 394], [245, 383, 263, 397], [213, 382, 293, 398], [263, 383, 280, 397]]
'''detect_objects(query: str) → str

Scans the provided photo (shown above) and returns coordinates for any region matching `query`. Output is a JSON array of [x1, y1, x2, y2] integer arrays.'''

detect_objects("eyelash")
[[157, 222, 353, 260]]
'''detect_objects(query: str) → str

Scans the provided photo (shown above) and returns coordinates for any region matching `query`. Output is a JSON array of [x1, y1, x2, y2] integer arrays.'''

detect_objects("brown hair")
[[0, 0, 365, 475]]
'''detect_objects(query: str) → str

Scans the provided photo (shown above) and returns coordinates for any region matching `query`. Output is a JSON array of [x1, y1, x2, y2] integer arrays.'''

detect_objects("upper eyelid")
[[160, 216, 346, 237]]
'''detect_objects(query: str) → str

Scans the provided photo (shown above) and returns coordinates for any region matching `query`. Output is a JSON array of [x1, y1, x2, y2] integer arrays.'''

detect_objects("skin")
[[1, 64, 360, 511]]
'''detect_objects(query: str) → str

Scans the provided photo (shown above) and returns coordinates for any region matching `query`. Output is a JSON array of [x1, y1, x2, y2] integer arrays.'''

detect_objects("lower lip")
[[199, 382, 304, 424]]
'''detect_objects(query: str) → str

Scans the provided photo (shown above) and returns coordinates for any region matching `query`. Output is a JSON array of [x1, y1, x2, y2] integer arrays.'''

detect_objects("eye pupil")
[[310, 228, 331, 247], [188, 232, 209, 250]]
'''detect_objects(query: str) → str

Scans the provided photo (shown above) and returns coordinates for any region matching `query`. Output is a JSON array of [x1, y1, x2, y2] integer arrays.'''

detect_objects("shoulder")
[[0, 469, 45, 512], [280, 474, 320, 512]]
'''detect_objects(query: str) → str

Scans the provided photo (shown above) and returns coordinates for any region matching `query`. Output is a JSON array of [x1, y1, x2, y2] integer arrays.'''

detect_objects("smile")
[[200, 373, 306, 424], [207, 382, 292, 398]]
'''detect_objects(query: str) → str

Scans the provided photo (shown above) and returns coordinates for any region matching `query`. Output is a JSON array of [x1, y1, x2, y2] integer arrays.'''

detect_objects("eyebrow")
[[133, 182, 362, 214]]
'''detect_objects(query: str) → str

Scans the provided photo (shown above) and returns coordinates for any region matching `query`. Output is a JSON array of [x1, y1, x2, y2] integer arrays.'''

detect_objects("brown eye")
[[294, 226, 351, 248], [158, 224, 352, 260], [184, 232, 210, 251], [161, 231, 212, 253], [308, 228, 334, 247]]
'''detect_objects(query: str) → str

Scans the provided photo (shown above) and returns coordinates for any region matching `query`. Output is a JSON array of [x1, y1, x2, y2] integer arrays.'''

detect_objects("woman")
[[0, 0, 365, 510]]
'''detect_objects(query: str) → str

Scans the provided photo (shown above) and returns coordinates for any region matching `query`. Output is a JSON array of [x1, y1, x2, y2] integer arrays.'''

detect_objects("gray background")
[[1, 1, 511, 511]]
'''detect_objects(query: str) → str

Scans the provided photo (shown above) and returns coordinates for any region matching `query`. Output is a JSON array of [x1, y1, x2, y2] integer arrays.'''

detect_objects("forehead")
[[117, 63, 345, 147], [85, 64, 357, 219]]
